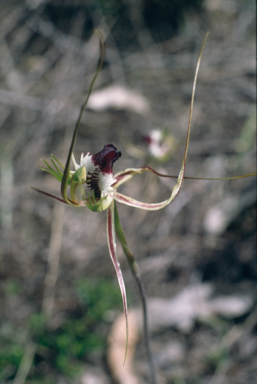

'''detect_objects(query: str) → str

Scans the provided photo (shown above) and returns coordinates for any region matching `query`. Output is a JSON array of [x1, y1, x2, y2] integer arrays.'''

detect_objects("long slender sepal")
[[113, 34, 209, 211], [182, 32, 209, 166], [113, 171, 257, 211], [113, 166, 178, 188], [113, 167, 257, 189], [31, 187, 71, 205], [114, 201, 157, 384], [61, 30, 105, 203], [106, 201, 129, 364], [183, 173, 257, 180], [112, 34, 209, 211]]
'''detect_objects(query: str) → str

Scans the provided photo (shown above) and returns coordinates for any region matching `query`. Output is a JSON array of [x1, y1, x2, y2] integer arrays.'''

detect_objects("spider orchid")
[[142, 129, 177, 161], [33, 32, 256, 380]]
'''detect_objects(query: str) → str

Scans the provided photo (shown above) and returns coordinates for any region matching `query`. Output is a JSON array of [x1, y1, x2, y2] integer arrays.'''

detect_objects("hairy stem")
[[114, 201, 157, 384]]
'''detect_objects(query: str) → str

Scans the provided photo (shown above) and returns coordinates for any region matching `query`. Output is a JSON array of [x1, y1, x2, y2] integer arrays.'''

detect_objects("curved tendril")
[[61, 30, 105, 203]]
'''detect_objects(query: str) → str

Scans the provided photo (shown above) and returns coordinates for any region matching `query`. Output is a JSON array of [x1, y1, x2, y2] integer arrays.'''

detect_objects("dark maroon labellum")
[[92, 144, 122, 174]]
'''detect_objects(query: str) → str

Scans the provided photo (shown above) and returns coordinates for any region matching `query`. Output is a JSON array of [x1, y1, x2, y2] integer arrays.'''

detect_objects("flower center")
[[85, 144, 121, 199]]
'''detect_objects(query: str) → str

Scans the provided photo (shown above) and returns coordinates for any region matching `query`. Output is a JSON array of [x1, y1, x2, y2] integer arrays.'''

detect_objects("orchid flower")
[[33, 32, 256, 383], [142, 129, 177, 161]]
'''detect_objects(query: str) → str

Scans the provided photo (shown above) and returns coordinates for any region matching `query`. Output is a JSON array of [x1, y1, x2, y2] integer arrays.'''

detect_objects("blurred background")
[[0, 0, 256, 383]]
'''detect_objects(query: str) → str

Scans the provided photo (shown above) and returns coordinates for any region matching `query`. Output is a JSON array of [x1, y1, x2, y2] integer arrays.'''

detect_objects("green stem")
[[114, 201, 157, 384]]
